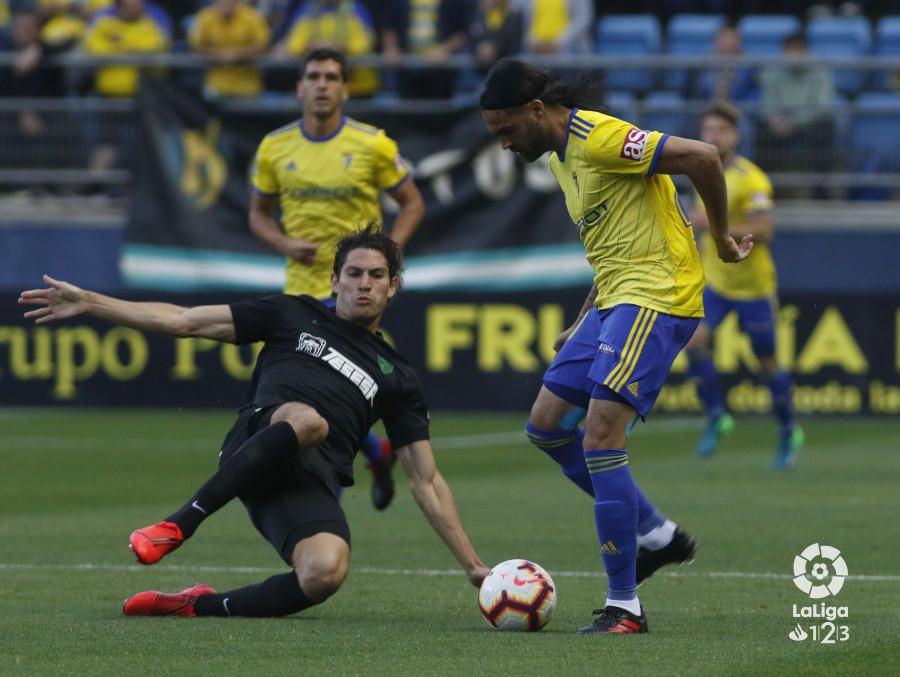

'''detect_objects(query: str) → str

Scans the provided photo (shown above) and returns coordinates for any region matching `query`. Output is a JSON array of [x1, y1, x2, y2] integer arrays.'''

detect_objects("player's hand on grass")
[[715, 233, 754, 263], [18, 274, 87, 324], [467, 563, 490, 588], [285, 238, 320, 265]]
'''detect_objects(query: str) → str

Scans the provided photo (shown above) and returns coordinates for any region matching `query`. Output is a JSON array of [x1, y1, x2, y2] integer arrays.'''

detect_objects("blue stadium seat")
[[603, 91, 638, 124], [738, 15, 802, 55], [664, 14, 726, 93], [850, 93, 900, 171], [641, 92, 691, 137], [873, 16, 900, 89], [808, 16, 872, 94], [595, 15, 662, 94]]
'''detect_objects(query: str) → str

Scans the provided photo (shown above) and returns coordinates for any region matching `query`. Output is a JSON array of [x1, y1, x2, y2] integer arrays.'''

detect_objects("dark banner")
[[2, 291, 898, 415], [126, 78, 576, 265]]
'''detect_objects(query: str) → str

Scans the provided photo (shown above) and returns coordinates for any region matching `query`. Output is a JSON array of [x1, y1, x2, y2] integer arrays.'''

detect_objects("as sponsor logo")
[[620, 128, 650, 161]]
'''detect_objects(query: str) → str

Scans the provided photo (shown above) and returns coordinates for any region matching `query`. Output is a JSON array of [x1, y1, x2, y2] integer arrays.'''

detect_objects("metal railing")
[[1, 54, 899, 198]]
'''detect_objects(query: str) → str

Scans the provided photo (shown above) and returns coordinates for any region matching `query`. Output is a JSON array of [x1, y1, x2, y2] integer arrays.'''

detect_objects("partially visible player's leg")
[[745, 298, 802, 468], [361, 431, 396, 511], [742, 297, 802, 468], [125, 470, 352, 618], [687, 290, 734, 457], [130, 402, 328, 565]]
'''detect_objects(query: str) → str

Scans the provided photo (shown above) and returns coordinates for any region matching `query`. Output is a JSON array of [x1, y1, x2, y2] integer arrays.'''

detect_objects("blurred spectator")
[[383, 0, 473, 99], [39, 0, 87, 47], [470, 0, 524, 72], [81, 0, 170, 98], [517, 0, 592, 55], [276, 0, 378, 97], [0, 12, 45, 142], [698, 25, 757, 102], [189, 0, 270, 99], [757, 31, 836, 171], [85, 0, 174, 38], [81, 0, 170, 180]]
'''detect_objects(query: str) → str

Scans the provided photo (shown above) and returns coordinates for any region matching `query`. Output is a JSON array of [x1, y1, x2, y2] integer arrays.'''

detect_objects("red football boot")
[[129, 521, 184, 565], [123, 583, 216, 617]]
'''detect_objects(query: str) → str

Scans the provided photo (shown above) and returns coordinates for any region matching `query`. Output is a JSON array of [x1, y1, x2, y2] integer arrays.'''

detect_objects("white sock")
[[606, 596, 641, 616], [637, 519, 677, 551]]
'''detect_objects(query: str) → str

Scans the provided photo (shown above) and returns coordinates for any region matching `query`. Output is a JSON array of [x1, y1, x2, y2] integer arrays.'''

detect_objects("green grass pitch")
[[1, 409, 899, 676]]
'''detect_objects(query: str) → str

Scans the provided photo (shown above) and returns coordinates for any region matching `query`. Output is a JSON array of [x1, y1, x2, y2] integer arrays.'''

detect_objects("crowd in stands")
[[1, 0, 900, 183]]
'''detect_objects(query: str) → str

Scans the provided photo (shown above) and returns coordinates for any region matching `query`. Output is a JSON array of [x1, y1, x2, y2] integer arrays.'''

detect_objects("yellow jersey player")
[[686, 101, 803, 468], [249, 48, 425, 511], [480, 59, 751, 635]]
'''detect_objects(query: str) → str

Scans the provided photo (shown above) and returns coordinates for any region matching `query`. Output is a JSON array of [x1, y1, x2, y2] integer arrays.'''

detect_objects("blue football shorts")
[[703, 287, 777, 357], [543, 304, 700, 418]]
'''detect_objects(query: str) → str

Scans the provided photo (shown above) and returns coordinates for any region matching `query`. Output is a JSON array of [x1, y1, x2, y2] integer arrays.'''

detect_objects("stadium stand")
[[663, 13, 725, 93], [807, 15, 872, 94], [594, 14, 661, 94], [737, 14, 802, 55]]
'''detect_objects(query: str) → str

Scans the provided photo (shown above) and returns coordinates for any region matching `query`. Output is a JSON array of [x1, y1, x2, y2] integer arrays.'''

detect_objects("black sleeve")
[[228, 295, 286, 345], [381, 370, 430, 448]]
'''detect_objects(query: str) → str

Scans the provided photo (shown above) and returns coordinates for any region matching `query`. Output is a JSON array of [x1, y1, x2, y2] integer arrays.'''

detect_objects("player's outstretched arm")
[[653, 135, 753, 263], [19, 274, 237, 342], [395, 440, 489, 587], [387, 179, 425, 250]]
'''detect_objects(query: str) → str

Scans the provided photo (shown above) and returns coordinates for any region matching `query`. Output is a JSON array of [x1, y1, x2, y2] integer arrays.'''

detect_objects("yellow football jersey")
[[698, 156, 776, 299], [188, 4, 270, 97], [549, 109, 704, 318], [252, 116, 409, 298]]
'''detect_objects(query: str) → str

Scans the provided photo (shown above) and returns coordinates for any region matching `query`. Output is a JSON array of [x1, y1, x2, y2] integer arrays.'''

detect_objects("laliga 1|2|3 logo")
[[788, 543, 850, 644]]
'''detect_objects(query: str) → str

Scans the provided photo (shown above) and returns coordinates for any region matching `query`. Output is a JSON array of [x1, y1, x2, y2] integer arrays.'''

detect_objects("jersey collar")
[[559, 107, 579, 162], [300, 116, 346, 143]]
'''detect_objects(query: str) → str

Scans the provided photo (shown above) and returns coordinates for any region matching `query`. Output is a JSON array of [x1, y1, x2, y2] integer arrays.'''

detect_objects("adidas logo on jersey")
[[627, 381, 640, 397], [285, 161, 297, 171]]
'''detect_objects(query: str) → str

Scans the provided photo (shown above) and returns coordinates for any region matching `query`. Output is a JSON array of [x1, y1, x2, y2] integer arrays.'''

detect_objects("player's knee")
[[296, 556, 348, 602], [583, 417, 620, 449], [275, 403, 329, 447], [756, 355, 778, 377]]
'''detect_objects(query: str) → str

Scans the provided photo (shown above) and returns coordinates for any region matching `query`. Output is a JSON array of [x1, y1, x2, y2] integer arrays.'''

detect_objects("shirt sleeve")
[[380, 370, 430, 447], [251, 136, 279, 196], [740, 168, 774, 215], [583, 114, 668, 177], [373, 130, 410, 192], [228, 295, 285, 344]]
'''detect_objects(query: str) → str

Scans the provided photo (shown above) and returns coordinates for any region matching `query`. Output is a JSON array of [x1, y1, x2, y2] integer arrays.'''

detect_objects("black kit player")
[[19, 229, 489, 617]]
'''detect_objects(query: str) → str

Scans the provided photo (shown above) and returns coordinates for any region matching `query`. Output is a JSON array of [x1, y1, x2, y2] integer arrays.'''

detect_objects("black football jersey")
[[229, 295, 429, 485]]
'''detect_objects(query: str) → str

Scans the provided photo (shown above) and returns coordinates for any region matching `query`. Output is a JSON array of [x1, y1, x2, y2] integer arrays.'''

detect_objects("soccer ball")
[[478, 559, 557, 631]]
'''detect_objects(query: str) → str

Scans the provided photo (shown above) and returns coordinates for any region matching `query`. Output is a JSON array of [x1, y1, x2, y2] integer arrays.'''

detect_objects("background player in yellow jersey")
[[687, 101, 803, 469], [480, 59, 751, 635], [249, 48, 425, 510]]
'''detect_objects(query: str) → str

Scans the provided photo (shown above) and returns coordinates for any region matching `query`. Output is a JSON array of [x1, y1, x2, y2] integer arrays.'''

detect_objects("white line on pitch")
[[0, 562, 898, 582], [0, 419, 704, 452]]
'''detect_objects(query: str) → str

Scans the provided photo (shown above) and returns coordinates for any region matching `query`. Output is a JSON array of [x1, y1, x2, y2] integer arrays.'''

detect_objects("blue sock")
[[584, 448, 638, 602], [525, 421, 593, 496], [688, 354, 725, 419], [635, 484, 665, 536], [359, 430, 385, 466], [767, 370, 795, 435]]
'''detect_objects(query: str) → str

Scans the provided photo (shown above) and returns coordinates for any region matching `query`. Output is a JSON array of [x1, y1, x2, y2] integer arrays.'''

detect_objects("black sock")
[[166, 422, 299, 538], [194, 572, 316, 617]]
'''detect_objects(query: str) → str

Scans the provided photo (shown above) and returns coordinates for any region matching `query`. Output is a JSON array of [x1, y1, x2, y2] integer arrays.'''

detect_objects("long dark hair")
[[480, 58, 606, 112]]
